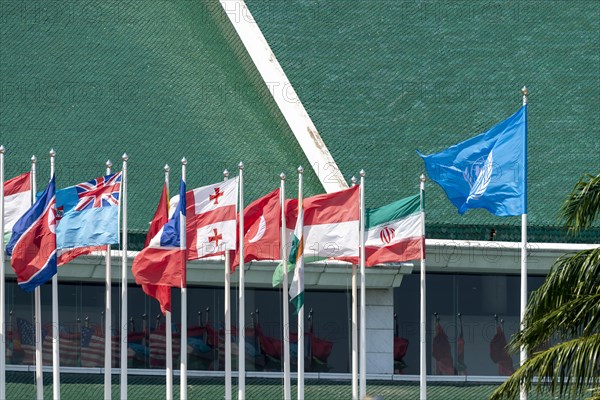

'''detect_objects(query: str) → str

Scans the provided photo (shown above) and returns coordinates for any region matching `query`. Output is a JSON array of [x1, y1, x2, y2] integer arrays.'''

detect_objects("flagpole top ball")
[[164, 164, 170, 172], [360, 169, 365, 177], [49, 148, 56, 157], [420, 174, 426, 182], [122, 153, 128, 161], [181, 157, 187, 165], [106, 160, 113, 168], [223, 169, 229, 179], [31, 155, 37, 163], [280, 172, 286, 180], [238, 161, 244, 170], [297, 166, 304, 174], [0, 145, 5, 154], [351, 176, 357, 186], [521, 86, 528, 96]]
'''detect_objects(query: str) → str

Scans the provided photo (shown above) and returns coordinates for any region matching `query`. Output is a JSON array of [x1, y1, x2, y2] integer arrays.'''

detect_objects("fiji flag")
[[132, 178, 186, 289], [56, 172, 122, 249], [418, 105, 527, 217], [6, 177, 57, 292]]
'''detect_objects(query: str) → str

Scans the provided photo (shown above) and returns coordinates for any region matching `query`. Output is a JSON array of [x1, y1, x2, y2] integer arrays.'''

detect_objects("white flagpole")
[[223, 169, 232, 400], [164, 164, 173, 400], [350, 176, 358, 400], [419, 174, 427, 400], [180, 158, 188, 400], [50, 149, 60, 400], [120, 153, 128, 400], [280, 172, 291, 400], [297, 166, 304, 400], [0, 145, 5, 400], [31, 155, 43, 400], [520, 86, 529, 400], [238, 161, 245, 400], [359, 169, 366, 399], [105, 160, 113, 400]]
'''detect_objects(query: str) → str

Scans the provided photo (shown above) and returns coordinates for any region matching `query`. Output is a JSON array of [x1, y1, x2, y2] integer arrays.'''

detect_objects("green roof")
[[0, 1, 322, 236], [5, 371, 584, 400], [245, 0, 600, 243], [1, 1, 598, 245]]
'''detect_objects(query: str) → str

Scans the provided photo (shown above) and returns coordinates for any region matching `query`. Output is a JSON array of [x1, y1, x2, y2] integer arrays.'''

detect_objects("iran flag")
[[186, 178, 238, 260], [363, 194, 423, 266], [3, 172, 31, 241]]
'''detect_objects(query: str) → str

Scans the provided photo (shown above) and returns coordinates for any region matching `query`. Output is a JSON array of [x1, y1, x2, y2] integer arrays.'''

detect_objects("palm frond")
[[490, 334, 600, 400], [560, 173, 600, 234]]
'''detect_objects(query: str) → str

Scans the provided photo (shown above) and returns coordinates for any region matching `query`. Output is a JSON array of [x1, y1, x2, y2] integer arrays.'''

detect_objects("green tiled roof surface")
[[246, 0, 600, 243], [0, 0, 322, 236], [5, 372, 583, 400]]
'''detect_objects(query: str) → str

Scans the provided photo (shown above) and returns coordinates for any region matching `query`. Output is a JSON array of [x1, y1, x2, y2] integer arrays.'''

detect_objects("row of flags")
[[1, 101, 527, 399]]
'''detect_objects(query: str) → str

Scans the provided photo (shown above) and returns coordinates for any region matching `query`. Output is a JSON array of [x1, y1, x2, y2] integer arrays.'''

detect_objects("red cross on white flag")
[[185, 177, 239, 259]]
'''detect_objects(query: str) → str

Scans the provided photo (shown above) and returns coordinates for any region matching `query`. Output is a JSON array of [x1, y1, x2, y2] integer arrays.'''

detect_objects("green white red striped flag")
[[363, 193, 423, 266]]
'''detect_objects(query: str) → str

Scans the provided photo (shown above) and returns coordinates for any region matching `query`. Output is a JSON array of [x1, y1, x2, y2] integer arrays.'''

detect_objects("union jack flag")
[[74, 172, 122, 211]]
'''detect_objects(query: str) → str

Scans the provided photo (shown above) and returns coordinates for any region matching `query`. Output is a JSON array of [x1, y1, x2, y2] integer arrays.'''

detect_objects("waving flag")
[[432, 321, 455, 375], [139, 183, 172, 313], [232, 188, 281, 270], [6, 176, 57, 292], [418, 105, 527, 216], [186, 178, 238, 260], [56, 172, 122, 249], [132, 179, 186, 290], [288, 201, 304, 313], [490, 324, 514, 376], [3, 172, 31, 242]]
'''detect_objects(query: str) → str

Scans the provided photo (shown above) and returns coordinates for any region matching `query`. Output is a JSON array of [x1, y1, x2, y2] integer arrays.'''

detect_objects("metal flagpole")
[[105, 160, 113, 400], [297, 166, 304, 400], [280, 172, 291, 400], [238, 162, 245, 400], [359, 170, 366, 399], [180, 158, 188, 400], [120, 153, 128, 400], [350, 176, 358, 400], [419, 174, 427, 400], [31, 155, 43, 400], [0, 145, 5, 400], [164, 164, 173, 400], [520, 86, 529, 400], [223, 169, 232, 400], [50, 149, 61, 400]]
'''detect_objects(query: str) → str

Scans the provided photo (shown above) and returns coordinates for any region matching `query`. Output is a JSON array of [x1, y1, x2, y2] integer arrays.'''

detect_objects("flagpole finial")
[[280, 172, 286, 180], [164, 164, 170, 173], [49, 148, 56, 157], [122, 153, 128, 162], [223, 169, 229, 179], [31, 155, 37, 163], [298, 166, 304, 174], [106, 160, 113, 169], [0, 145, 5, 154], [181, 157, 187, 166], [359, 169, 365, 177], [521, 86, 528, 105], [351, 176, 357, 186], [420, 174, 426, 183], [238, 161, 244, 170]]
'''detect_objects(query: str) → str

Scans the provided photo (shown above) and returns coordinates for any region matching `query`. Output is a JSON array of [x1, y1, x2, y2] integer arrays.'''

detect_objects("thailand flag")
[[132, 178, 186, 289], [6, 176, 57, 292]]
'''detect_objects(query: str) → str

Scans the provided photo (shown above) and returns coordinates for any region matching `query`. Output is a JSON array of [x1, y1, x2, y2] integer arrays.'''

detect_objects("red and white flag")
[[186, 178, 238, 260], [3, 172, 31, 240], [232, 188, 281, 270]]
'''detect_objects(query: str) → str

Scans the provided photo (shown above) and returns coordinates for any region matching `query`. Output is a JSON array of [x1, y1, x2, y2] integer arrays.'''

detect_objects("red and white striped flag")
[[3, 172, 30, 241]]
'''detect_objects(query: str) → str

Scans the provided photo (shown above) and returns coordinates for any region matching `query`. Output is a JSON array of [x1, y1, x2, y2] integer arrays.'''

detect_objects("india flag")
[[3, 172, 31, 242], [288, 204, 304, 313], [364, 193, 423, 266]]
